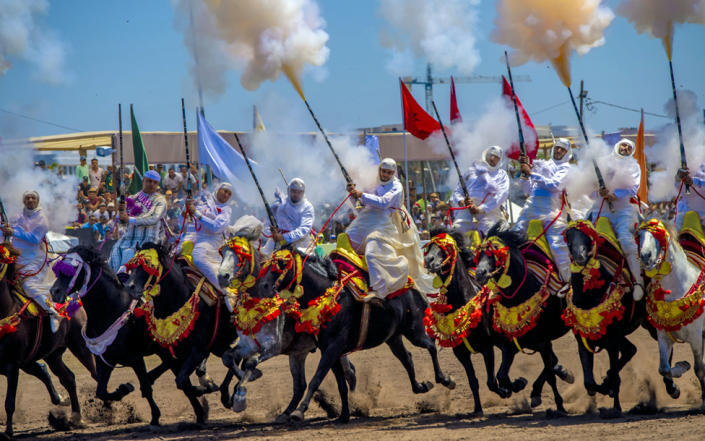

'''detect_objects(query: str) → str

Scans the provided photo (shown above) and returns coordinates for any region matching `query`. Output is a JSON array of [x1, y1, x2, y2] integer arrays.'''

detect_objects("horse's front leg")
[[576, 336, 600, 396], [4, 364, 19, 437], [657, 331, 681, 399], [22, 361, 65, 405], [686, 324, 705, 413], [276, 351, 308, 423]]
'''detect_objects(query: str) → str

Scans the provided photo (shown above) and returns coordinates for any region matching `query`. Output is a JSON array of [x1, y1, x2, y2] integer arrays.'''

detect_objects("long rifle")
[[668, 60, 690, 193], [431, 101, 470, 203], [118, 103, 125, 204], [181, 98, 192, 198], [504, 52, 528, 169], [567, 86, 613, 212], [232, 132, 279, 231], [303, 100, 353, 185]]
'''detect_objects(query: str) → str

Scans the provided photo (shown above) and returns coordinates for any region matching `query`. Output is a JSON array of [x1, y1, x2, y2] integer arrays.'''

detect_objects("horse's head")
[[636, 218, 671, 275], [217, 236, 258, 293], [0, 242, 19, 283], [474, 236, 510, 286], [261, 247, 302, 299], [49, 246, 104, 303], [564, 219, 601, 267], [124, 243, 166, 300], [424, 230, 462, 276]]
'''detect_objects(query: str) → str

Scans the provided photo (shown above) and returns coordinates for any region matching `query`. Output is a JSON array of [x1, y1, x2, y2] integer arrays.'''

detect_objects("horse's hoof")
[[231, 395, 247, 413], [414, 381, 434, 394], [665, 381, 681, 399], [530, 395, 542, 408], [250, 368, 264, 382], [0, 432, 11, 441], [57, 394, 70, 406], [69, 412, 84, 428], [198, 375, 220, 393], [471, 408, 483, 417], [274, 413, 290, 424], [496, 386, 511, 399], [554, 365, 575, 384], [289, 410, 305, 422], [442, 377, 456, 390], [512, 377, 528, 393], [119, 382, 136, 398], [147, 423, 161, 431], [599, 407, 623, 419], [335, 414, 350, 424], [672, 361, 691, 378]]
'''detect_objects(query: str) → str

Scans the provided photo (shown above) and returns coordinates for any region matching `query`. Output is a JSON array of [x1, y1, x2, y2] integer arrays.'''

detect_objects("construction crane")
[[402, 63, 532, 111]]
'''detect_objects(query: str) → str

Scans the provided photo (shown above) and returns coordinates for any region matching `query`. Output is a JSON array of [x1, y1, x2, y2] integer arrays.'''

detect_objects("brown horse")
[[0, 242, 96, 438]]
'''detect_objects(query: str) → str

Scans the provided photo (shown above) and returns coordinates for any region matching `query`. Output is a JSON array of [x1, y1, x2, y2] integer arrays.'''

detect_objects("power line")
[[0, 108, 84, 132], [533, 100, 570, 115], [585, 99, 669, 119]]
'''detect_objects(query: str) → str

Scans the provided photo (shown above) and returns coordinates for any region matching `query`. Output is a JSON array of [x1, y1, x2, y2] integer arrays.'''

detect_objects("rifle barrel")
[[669, 60, 690, 193], [232, 133, 278, 230], [181, 98, 192, 198], [430, 101, 470, 201], [303, 99, 352, 184]]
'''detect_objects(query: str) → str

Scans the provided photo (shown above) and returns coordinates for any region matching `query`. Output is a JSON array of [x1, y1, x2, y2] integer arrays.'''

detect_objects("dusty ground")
[[3, 327, 705, 441]]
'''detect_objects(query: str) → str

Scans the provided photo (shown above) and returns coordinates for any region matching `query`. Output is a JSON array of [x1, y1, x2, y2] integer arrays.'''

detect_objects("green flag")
[[128, 105, 149, 194]]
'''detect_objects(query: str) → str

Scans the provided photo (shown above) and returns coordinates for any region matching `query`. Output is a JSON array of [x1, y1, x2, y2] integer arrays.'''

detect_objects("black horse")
[[424, 228, 527, 414], [124, 242, 238, 424], [0, 242, 97, 437], [253, 245, 455, 423], [475, 225, 573, 414], [50, 245, 175, 426], [217, 237, 356, 422]]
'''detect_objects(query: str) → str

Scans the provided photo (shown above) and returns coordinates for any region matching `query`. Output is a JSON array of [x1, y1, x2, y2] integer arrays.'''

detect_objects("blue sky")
[[1, 0, 704, 140]]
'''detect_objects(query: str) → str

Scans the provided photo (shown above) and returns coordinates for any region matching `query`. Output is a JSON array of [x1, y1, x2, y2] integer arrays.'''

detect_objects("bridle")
[[635, 219, 671, 279], [219, 236, 257, 294], [0, 243, 18, 282], [266, 248, 304, 300], [52, 252, 102, 305], [125, 248, 163, 301], [423, 233, 459, 296]]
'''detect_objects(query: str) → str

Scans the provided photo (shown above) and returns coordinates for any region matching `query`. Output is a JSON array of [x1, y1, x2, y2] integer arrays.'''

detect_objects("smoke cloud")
[[618, 0, 705, 59], [0, 0, 67, 84], [647, 90, 705, 201], [0, 144, 78, 231], [171, 0, 329, 99], [491, 0, 614, 86], [379, 0, 481, 75]]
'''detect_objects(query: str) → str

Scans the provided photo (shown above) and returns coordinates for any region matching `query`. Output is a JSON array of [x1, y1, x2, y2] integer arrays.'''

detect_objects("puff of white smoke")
[[428, 98, 516, 189], [0, 0, 67, 84], [243, 130, 378, 209], [379, 0, 480, 75], [564, 136, 612, 214], [171, 0, 329, 98], [647, 90, 705, 201], [618, 0, 705, 59], [491, 0, 614, 87], [0, 145, 78, 231]]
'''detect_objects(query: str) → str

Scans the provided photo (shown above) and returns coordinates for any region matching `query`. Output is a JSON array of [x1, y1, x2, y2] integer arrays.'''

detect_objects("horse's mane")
[[429, 227, 475, 268], [295, 248, 338, 281], [67, 245, 121, 287], [487, 223, 527, 250]]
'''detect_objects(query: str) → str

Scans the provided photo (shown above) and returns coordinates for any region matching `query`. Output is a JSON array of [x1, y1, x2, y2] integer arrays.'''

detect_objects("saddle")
[[329, 233, 413, 302], [593, 217, 633, 281], [11, 290, 41, 317], [176, 241, 219, 306], [678, 211, 705, 269], [520, 219, 564, 295]]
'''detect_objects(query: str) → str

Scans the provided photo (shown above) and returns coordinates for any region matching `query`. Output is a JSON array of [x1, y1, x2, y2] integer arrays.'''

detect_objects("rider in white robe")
[[451, 146, 509, 236], [109, 170, 167, 273], [514, 138, 574, 284], [2, 191, 61, 331], [591, 139, 644, 301], [183, 182, 233, 288], [265, 178, 315, 255], [345, 158, 435, 302], [675, 162, 705, 230]]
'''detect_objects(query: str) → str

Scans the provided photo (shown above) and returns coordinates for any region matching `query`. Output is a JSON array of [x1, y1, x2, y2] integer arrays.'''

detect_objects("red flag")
[[502, 76, 538, 161], [400, 79, 440, 140], [450, 76, 462, 123], [634, 109, 648, 203]]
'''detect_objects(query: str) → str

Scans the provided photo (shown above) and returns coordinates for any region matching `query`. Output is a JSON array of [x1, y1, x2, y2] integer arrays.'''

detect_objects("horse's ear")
[[566, 212, 572, 223]]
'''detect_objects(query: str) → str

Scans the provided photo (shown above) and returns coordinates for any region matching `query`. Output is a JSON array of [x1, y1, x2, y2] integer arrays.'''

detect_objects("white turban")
[[215, 182, 234, 194], [289, 178, 305, 191], [23, 190, 39, 201], [481, 146, 504, 171], [614, 138, 635, 157], [552, 138, 573, 164], [379, 158, 397, 172]]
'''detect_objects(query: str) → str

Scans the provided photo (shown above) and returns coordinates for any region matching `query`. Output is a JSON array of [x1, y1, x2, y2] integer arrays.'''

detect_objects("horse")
[[475, 225, 573, 414], [248, 242, 455, 423], [124, 242, 239, 424], [423, 228, 528, 414], [49, 245, 176, 426], [636, 217, 705, 412], [216, 235, 356, 422], [0, 242, 97, 437], [563, 218, 645, 416]]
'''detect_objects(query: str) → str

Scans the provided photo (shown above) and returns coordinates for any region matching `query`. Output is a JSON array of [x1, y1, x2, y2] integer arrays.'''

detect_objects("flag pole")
[[399, 79, 411, 211], [118, 103, 125, 204], [181, 98, 192, 198]]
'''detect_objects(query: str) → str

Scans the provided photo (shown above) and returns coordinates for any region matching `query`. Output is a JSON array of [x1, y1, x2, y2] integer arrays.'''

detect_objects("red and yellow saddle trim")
[[646, 275, 705, 332], [135, 278, 204, 357], [562, 282, 627, 341], [231, 292, 284, 335], [424, 292, 484, 348], [492, 285, 550, 340]]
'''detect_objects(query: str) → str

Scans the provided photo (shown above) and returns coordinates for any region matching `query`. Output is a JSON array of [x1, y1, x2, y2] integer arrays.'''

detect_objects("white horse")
[[637, 217, 704, 411]]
